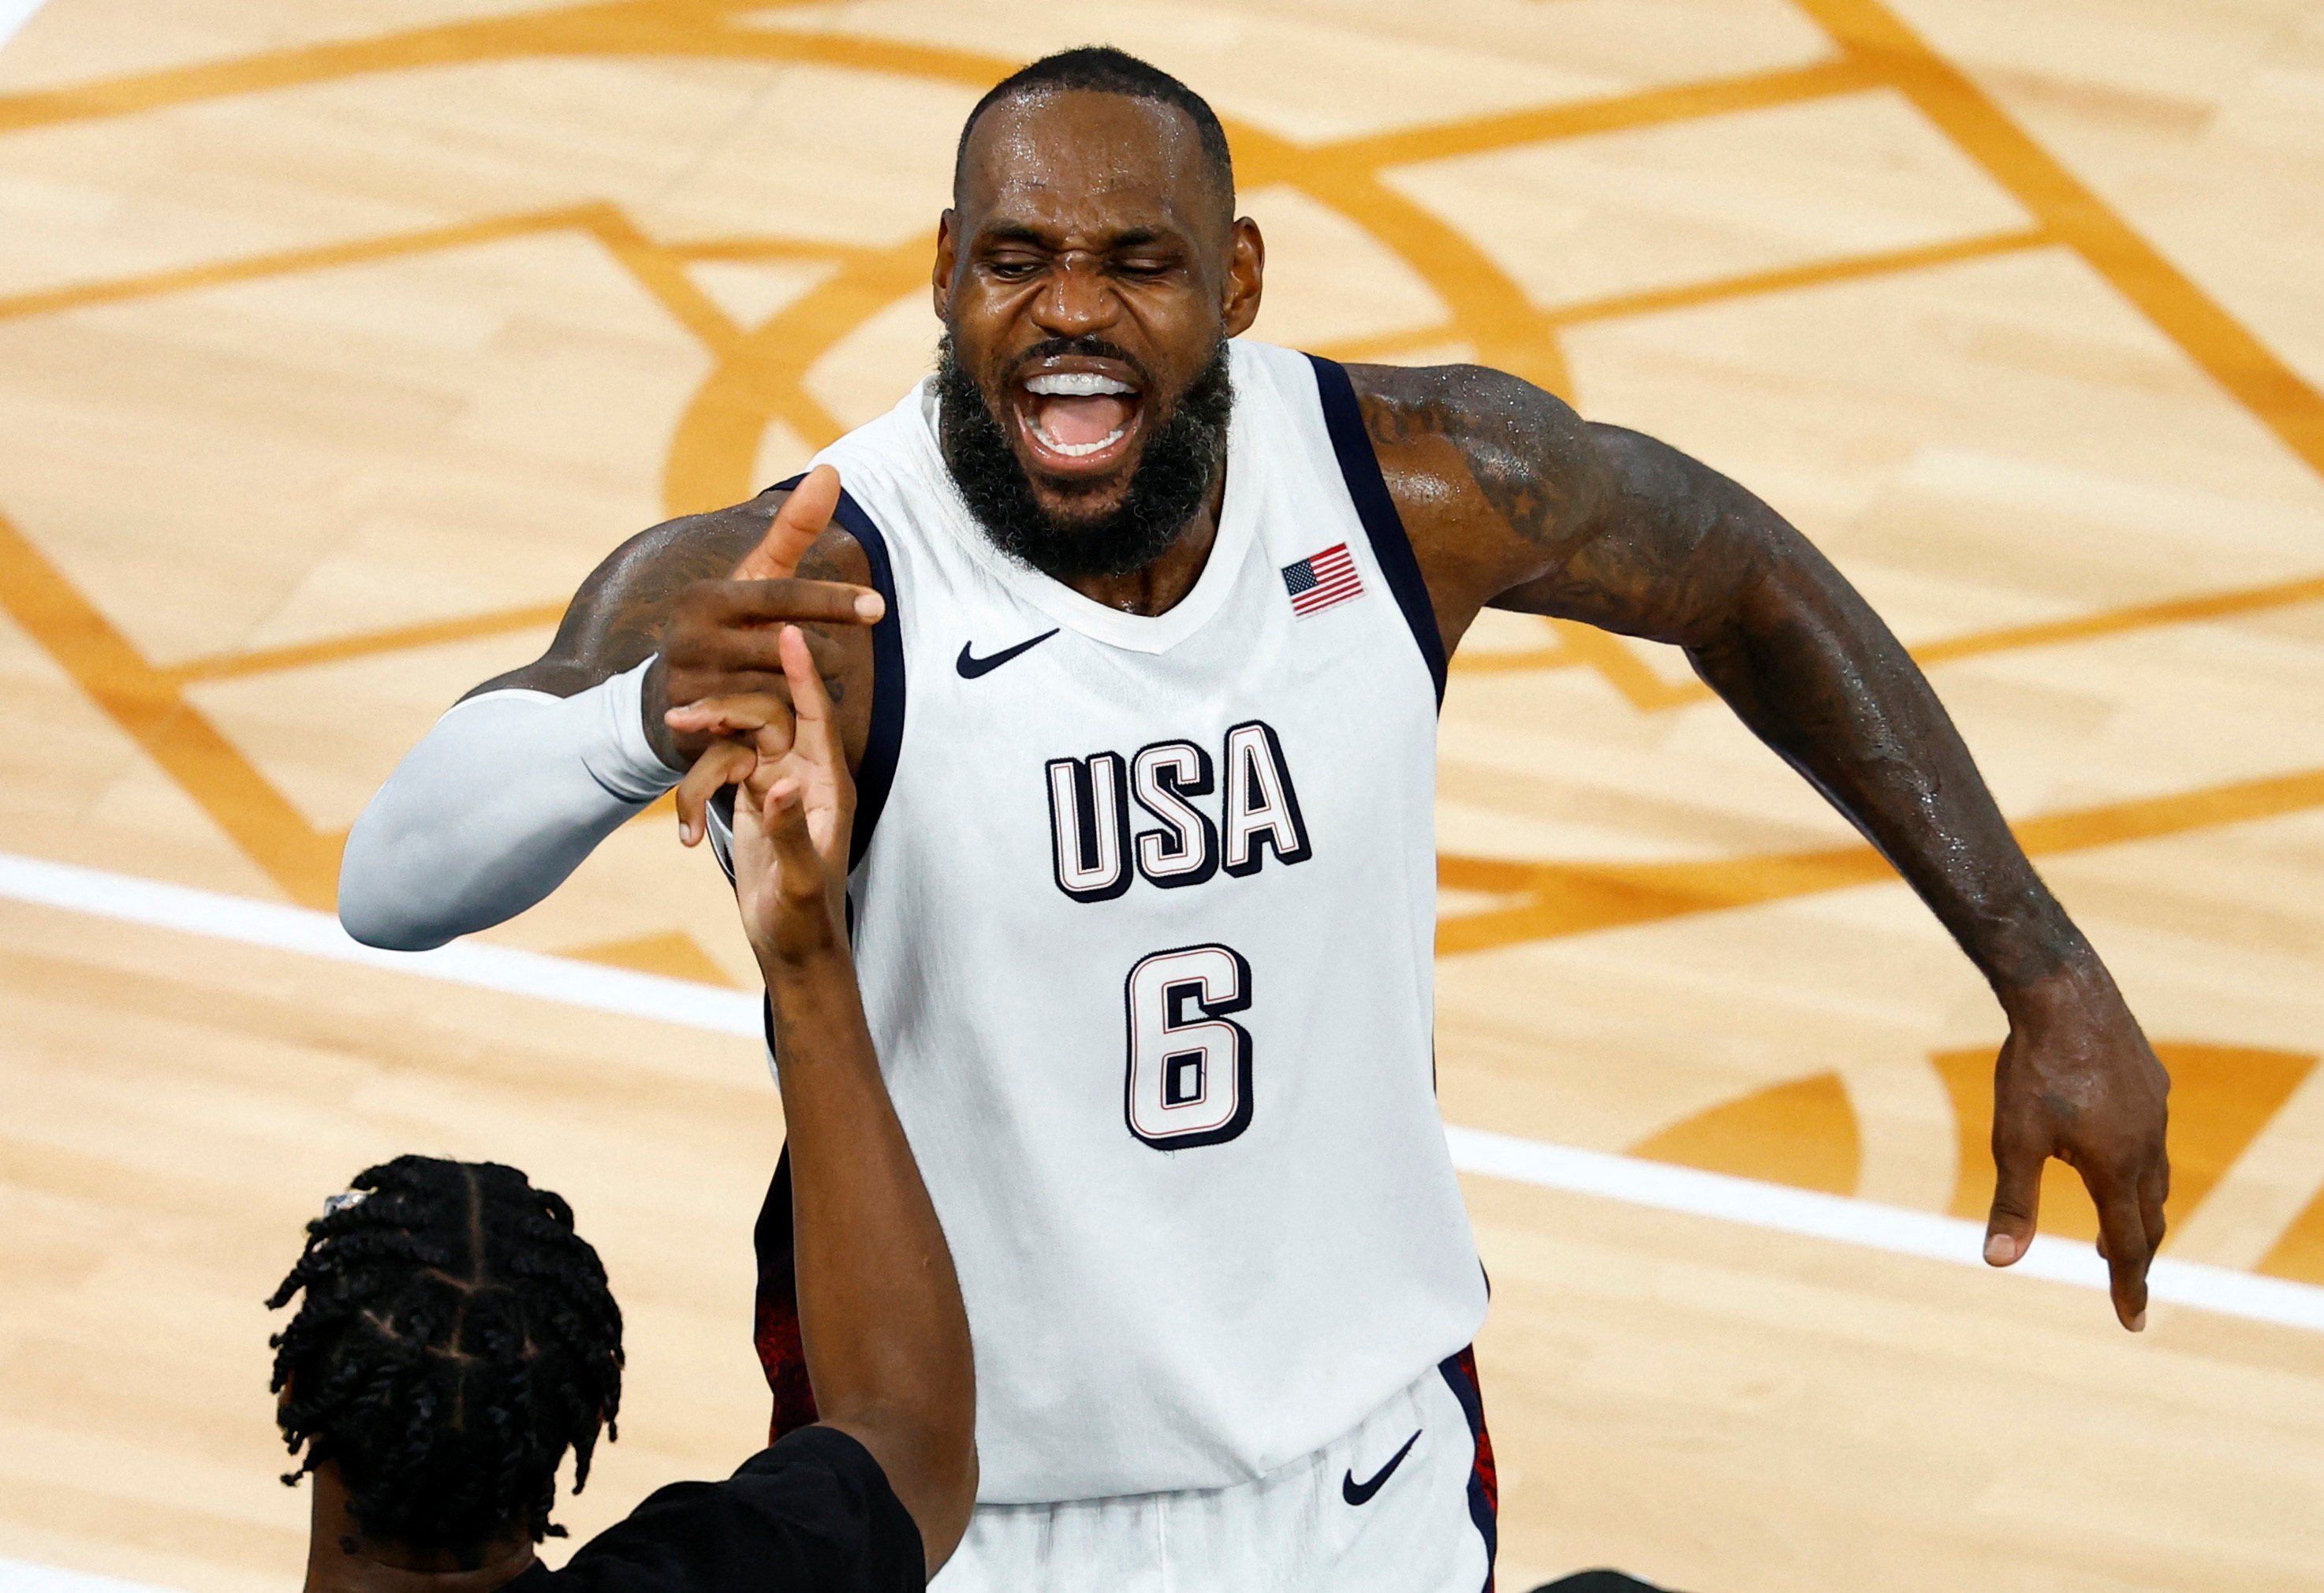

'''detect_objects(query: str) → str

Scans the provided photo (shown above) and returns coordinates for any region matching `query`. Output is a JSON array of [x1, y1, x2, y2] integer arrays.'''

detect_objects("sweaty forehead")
[[956, 89, 1229, 236]]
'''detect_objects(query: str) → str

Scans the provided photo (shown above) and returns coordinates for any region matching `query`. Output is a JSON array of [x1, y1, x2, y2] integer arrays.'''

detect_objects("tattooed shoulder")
[[582, 503, 759, 665], [1346, 362, 1610, 554]]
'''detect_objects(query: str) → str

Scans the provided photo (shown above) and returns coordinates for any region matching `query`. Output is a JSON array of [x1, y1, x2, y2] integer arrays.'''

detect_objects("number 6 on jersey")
[[1124, 944, 1254, 1150]]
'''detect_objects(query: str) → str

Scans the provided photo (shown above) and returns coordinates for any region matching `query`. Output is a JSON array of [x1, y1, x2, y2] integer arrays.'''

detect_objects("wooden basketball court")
[[1, 2, 2320, 1588]]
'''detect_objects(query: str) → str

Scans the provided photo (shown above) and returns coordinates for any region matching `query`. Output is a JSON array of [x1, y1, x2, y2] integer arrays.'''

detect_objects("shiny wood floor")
[[1, 2, 2321, 1589]]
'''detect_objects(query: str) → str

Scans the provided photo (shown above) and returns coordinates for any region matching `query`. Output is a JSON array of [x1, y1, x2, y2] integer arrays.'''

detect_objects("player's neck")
[[303, 1463, 537, 1593], [1059, 468, 1229, 617]]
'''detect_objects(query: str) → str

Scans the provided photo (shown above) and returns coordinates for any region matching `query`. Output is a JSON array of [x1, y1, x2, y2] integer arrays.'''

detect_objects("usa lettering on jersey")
[[1046, 720, 1311, 903]]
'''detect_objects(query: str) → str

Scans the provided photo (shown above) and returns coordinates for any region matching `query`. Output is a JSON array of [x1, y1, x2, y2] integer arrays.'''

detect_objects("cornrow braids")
[[267, 1156, 624, 1553]]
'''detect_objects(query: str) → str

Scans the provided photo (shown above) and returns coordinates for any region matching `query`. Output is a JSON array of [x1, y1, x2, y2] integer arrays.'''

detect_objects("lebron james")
[[341, 48, 2170, 1593]]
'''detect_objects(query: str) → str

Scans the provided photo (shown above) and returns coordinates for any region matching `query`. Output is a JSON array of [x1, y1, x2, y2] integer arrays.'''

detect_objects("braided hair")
[[267, 1155, 625, 1552]]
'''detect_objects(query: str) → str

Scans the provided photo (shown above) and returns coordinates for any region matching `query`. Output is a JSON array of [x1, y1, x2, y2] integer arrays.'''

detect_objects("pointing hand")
[[651, 464, 884, 767]]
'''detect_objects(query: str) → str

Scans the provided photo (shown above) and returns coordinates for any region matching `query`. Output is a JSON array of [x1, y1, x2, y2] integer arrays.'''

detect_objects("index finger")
[[733, 464, 841, 583], [2091, 1174, 2153, 1332], [778, 625, 839, 762], [705, 575, 885, 628]]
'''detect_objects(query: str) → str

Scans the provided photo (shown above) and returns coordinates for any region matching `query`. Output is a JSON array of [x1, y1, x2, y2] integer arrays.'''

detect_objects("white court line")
[[0, 851, 762, 1038], [2, 849, 2321, 1334], [0, 1563, 173, 1593], [1447, 1125, 2324, 1331], [0, 0, 48, 53]]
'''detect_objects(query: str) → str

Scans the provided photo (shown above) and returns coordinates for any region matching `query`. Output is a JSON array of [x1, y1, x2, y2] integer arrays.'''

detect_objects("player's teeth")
[[1025, 372, 1134, 397]]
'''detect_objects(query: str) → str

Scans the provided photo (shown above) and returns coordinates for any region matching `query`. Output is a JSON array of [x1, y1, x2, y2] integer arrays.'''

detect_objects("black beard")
[[935, 333, 1233, 582]]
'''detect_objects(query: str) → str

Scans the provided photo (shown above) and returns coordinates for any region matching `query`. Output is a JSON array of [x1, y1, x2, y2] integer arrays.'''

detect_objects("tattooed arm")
[[337, 479, 879, 948], [468, 481, 879, 770], [1352, 361, 2169, 1330]]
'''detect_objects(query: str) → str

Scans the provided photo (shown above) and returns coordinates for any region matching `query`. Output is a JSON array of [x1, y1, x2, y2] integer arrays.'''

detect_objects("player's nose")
[[1028, 254, 1118, 338]]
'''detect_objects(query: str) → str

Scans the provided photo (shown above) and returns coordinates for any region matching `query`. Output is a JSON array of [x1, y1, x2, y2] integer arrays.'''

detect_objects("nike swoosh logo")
[[1341, 1429, 1421, 1506], [955, 629, 1060, 678]]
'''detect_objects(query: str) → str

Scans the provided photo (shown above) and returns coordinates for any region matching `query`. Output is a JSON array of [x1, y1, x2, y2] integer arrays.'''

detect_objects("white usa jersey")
[[737, 339, 1486, 1502]]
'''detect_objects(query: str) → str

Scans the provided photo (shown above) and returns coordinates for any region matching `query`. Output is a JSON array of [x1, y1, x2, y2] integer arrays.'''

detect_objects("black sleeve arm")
[[534, 1426, 926, 1593]]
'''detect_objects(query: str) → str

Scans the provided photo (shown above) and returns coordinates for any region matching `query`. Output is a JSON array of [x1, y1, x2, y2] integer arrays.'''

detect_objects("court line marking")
[[1446, 1127, 2324, 1331], [0, 849, 764, 1036], [0, 0, 46, 54], [0, 1561, 172, 1593], [1, 846, 2318, 1336]]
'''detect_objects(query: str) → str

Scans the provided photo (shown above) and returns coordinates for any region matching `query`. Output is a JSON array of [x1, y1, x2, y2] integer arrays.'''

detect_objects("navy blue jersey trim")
[[1303, 353, 1449, 707], [770, 476, 905, 867], [1439, 1347, 1499, 1592]]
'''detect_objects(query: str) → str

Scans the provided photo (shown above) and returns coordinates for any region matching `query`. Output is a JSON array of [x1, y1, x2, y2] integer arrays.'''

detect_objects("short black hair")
[[267, 1156, 625, 1554], [953, 47, 1234, 212]]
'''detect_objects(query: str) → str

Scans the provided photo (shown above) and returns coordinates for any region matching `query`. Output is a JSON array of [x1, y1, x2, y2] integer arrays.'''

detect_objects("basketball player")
[[339, 47, 2170, 1592], [277, 629, 975, 1590]]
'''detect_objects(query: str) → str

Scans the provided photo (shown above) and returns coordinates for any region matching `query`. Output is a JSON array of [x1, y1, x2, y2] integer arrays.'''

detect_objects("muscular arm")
[[469, 488, 876, 767], [337, 485, 878, 949], [1354, 361, 2169, 1326]]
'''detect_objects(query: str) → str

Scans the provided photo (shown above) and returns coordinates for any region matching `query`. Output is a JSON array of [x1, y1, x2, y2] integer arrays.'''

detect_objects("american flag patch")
[[1281, 542, 1363, 617]]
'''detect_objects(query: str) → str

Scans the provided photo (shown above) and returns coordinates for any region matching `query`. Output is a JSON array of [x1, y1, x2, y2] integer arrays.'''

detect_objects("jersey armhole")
[[769, 476, 908, 867], [1301, 353, 1449, 708]]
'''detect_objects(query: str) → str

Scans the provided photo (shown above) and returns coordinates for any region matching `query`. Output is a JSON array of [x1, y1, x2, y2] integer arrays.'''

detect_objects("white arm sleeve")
[[338, 658, 681, 950]]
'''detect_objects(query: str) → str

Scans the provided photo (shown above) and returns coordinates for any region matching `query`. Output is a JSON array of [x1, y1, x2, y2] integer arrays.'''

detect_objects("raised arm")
[[336, 470, 881, 949], [722, 626, 978, 1573], [1354, 361, 2169, 1330]]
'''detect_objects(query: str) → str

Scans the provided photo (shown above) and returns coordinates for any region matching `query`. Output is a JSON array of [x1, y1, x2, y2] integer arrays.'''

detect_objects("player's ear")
[[932, 209, 961, 318], [1222, 215, 1263, 339]]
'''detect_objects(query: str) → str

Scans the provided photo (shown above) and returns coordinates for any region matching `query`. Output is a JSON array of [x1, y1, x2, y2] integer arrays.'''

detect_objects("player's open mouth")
[[1015, 368, 1143, 476]]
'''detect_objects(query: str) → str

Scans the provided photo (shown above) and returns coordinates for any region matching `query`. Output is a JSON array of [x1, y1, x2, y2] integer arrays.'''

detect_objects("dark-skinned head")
[[268, 1156, 624, 1560], [934, 48, 1264, 580]]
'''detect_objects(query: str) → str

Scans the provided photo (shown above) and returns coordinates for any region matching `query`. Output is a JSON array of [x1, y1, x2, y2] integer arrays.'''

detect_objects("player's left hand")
[[1983, 963, 2170, 1330]]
